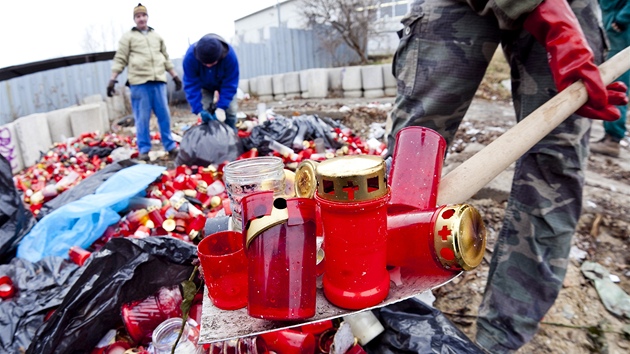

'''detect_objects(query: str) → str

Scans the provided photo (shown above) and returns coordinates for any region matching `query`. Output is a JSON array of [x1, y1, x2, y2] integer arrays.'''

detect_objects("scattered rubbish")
[[581, 261, 630, 319]]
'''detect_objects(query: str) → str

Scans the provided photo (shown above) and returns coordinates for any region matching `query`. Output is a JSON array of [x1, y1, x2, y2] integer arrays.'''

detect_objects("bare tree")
[[299, 0, 378, 64]]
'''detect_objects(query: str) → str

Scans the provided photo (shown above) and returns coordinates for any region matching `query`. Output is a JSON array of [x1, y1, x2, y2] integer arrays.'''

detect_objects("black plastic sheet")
[[365, 298, 484, 354], [37, 159, 137, 220], [26, 237, 197, 354], [0, 256, 82, 353], [242, 115, 341, 156], [0, 154, 36, 263], [175, 120, 243, 167]]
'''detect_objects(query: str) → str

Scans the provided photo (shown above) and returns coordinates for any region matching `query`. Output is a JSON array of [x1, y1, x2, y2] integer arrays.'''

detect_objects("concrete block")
[[344, 90, 363, 98], [272, 75, 285, 96], [70, 104, 103, 136], [385, 87, 397, 97], [283, 72, 300, 95], [105, 94, 127, 121], [81, 94, 103, 104], [361, 65, 384, 90], [14, 113, 52, 168], [249, 77, 259, 96], [256, 75, 273, 96], [259, 95, 274, 102], [238, 79, 249, 94], [308, 68, 329, 99], [342, 66, 362, 91], [328, 68, 344, 92], [0, 122, 25, 173], [364, 89, 385, 98], [98, 101, 110, 134], [382, 63, 396, 89], [46, 106, 76, 143], [299, 70, 309, 94]]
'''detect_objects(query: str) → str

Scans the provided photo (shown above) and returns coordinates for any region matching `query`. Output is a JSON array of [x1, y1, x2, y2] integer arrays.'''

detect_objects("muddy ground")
[[159, 54, 630, 353]]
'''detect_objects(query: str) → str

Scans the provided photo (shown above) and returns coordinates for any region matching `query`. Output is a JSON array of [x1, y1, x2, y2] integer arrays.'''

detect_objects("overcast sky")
[[0, 0, 280, 68]]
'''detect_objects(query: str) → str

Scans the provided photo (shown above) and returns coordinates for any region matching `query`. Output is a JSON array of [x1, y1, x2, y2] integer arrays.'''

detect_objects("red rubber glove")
[[524, 0, 628, 121]]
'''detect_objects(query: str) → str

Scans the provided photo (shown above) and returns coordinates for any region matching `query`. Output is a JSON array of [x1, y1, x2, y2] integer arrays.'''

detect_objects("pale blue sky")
[[0, 0, 280, 68]]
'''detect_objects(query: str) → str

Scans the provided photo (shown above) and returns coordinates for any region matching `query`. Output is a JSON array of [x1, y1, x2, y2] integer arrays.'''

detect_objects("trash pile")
[[0, 112, 480, 354]]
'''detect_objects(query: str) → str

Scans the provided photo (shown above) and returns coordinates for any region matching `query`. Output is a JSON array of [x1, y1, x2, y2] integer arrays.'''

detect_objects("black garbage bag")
[[241, 116, 298, 155], [26, 237, 197, 354], [292, 115, 342, 151], [175, 120, 243, 167], [37, 159, 137, 220], [0, 256, 82, 353], [365, 298, 484, 354], [0, 154, 36, 263]]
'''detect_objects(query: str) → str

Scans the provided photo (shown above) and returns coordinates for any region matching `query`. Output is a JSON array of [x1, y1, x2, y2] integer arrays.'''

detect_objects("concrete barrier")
[[249, 77, 259, 97], [342, 66, 363, 98], [70, 104, 104, 136], [328, 68, 344, 97], [238, 79, 249, 94], [105, 94, 127, 122], [46, 106, 77, 143], [382, 63, 397, 97], [361, 65, 384, 98], [272, 75, 285, 100], [0, 122, 25, 174], [299, 70, 310, 99], [307, 68, 329, 99], [14, 113, 52, 168], [82, 94, 103, 105], [283, 72, 301, 99], [256, 75, 273, 97], [98, 102, 110, 133]]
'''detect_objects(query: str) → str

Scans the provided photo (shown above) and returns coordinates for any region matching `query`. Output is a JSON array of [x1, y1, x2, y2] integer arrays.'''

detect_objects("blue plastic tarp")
[[16, 164, 165, 262]]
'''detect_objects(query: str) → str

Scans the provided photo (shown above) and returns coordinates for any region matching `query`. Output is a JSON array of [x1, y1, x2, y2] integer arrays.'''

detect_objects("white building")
[[233, 0, 411, 56]]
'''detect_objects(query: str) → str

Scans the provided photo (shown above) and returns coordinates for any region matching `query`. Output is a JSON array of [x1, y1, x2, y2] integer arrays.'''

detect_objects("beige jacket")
[[111, 27, 175, 85]]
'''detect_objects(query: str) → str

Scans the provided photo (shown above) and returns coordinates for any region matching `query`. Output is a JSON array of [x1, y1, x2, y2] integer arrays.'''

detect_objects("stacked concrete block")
[[342, 66, 363, 98], [238, 79, 250, 95], [70, 104, 104, 136], [0, 122, 25, 174], [382, 63, 397, 97], [307, 68, 329, 99], [272, 74, 286, 101], [256, 75, 274, 102], [361, 65, 385, 98], [98, 102, 110, 134], [328, 68, 344, 97], [249, 77, 259, 97], [14, 113, 52, 168], [299, 70, 310, 99], [105, 94, 127, 122], [283, 72, 301, 99], [46, 106, 77, 143]]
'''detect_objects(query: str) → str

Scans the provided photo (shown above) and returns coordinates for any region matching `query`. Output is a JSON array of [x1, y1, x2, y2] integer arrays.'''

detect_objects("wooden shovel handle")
[[437, 47, 630, 206]]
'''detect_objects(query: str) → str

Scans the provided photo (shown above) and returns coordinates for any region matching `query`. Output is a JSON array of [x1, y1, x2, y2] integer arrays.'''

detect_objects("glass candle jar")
[[223, 157, 286, 232], [151, 317, 204, 354]]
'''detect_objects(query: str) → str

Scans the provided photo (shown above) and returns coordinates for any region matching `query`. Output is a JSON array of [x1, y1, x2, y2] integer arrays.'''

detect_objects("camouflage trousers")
[[388, 0, 605, 352]]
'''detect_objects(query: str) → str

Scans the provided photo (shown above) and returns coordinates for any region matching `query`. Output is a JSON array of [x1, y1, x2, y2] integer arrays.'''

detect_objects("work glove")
[[107, 80, 117, 97], [523, 0, 628, 121], [199, 110, 217, 123], [215, 108, 226, 122], [173, 76, 182, 91]]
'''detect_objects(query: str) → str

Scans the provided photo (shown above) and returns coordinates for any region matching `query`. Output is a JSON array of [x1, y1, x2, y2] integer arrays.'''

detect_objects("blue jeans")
[[130, 81, 176, 154]]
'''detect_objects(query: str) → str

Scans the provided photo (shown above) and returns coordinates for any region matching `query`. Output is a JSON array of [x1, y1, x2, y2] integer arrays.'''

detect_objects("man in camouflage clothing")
[[387, 0, 628, 352]]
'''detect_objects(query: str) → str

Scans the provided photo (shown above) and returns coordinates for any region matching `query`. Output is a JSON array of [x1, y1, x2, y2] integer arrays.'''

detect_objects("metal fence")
[[234, 27, 360, 79]]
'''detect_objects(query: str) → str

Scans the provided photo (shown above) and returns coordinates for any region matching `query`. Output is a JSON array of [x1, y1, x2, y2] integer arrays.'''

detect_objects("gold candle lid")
[[295, 159, 319, 199], [244, 198, 289, 248], [315, 155, 387, 202], [433, 204, 486, 271]]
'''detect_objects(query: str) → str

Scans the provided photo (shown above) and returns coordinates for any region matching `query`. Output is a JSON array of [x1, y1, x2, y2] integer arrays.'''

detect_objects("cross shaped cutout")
[[341, 180, 360, 200], [438, 225, 451, 241]]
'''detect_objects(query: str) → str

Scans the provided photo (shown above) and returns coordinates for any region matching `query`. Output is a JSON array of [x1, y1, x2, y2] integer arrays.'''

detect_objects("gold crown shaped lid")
[[433, 204, 487, 271], [315, 155, 387, 202], [295, 159, 319, 199]]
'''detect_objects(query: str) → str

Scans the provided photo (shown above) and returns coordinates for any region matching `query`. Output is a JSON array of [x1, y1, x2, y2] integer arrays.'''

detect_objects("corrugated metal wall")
[[234, 27, 360, 79], [0, 58, 186, 126]]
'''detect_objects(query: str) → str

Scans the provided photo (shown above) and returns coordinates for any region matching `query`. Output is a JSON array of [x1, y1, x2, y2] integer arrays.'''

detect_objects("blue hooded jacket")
[[182, 35, 239, 114]]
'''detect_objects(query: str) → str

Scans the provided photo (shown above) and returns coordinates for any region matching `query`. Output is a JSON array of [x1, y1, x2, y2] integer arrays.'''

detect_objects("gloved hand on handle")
[[107, 80, 117, 97], [524, 0, 628, 121], [215, 108, 226, 122]]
